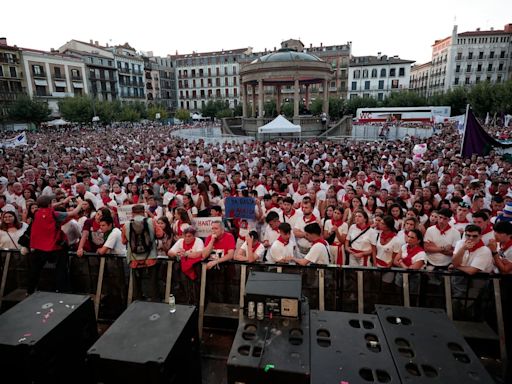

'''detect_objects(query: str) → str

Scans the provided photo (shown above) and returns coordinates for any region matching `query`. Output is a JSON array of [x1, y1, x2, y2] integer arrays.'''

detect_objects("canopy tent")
[[258, 115, 301, 134], [191, 113, 207, 121], [46, 118, 69, 127]]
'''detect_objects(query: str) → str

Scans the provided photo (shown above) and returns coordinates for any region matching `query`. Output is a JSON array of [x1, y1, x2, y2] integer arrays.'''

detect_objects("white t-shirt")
[[453, 240, 493, 273], [375, 234, 401, 266], [170, 237, 204, 254], [240, 241, 266, 261], [399, 244, 427, 266], [103, 228, 126, 255], [346, 224, 376, 266], [305, 242, 330, 265], [323, 220, 349, 243], [424, 225, 461, 266], [268, 239, 294, 263]]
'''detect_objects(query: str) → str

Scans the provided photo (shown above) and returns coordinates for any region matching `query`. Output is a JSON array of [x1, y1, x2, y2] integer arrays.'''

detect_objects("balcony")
[[71, 75, 82, 81], [0, 92, 25, 101], [53, 73, 66, 79], [119, 67, 131, 74], [32, 71, 46, 78], [0, 56, 19, 64]]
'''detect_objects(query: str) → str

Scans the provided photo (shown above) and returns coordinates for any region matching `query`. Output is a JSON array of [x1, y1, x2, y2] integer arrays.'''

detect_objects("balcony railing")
[[32, 72, 46, 78], [53, 73, 66, 79], [71, 75, 82, 81]]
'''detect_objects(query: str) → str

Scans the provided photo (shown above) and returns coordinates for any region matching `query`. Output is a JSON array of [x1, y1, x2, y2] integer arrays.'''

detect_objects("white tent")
[[258, 115, 301, 134], [46, 118, 69, 127], [192, 113, 206, 121]]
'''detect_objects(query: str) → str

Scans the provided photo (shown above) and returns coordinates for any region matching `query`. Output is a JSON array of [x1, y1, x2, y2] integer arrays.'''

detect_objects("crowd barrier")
[[0, 248, 509, 376]]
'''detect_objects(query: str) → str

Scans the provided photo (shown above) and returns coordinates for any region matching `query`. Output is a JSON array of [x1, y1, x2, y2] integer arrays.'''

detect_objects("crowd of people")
[[0, 121, 511, 302]]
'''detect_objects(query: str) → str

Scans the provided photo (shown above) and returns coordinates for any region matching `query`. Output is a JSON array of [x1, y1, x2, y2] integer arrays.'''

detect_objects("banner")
[[191, 217, 222, 238], [117, 204, 148, 225], [225, 197, 256, 219], [0, 131, 27, 148]]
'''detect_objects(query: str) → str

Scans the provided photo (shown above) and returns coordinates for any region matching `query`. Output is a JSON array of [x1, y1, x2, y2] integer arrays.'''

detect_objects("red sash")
[[402, 245, 423, 267]]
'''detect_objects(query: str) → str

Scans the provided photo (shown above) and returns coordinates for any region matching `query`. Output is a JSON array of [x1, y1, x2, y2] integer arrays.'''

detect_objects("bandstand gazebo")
[[239, 48, 333, 136]]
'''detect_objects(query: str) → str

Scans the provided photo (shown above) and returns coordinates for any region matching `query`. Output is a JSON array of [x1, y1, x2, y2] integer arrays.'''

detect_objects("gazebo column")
[[258, 79, 264, 118], [276, 85, 281, 114], [305, 84, 310, 111], [251, 84, 257, 117], [323, 78, 329, 114], [242, 83, 248, 118], [293, 78, 300, 117]]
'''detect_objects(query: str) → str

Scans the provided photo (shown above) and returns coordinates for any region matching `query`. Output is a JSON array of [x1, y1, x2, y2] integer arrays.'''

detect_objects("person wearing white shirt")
[[97, 216, 126, 255], [424, 208, 461, 268], [345, 211, 377, 267], [268, 223, 295, 263], [234, 231, 265, 263], [290, 223, 330, 265]]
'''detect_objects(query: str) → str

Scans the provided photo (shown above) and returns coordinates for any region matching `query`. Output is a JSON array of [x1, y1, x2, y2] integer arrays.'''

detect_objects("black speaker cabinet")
[[376, 305, 494, 383], [87, 301, 200, 384], [0, 291, 97, 384], [310, 310, 401, 384], [227, 301, 310, 384]]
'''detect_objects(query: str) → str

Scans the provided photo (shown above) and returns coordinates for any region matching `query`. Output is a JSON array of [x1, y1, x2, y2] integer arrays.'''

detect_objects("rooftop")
[[250, 48, 322, 64]]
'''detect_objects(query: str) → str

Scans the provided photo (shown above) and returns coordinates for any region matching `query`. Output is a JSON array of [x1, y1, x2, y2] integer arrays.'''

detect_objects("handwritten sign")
[[117, 204, 148, 225], [225, 197, 256, 219], [191, 217, 222, 238]]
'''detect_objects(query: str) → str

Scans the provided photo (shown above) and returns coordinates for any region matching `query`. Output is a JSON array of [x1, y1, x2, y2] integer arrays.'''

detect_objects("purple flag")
[[461, 108, 502, 158]]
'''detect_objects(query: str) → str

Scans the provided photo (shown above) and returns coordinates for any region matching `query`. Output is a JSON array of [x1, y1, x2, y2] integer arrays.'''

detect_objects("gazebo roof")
[[251, 49, 321, 64]]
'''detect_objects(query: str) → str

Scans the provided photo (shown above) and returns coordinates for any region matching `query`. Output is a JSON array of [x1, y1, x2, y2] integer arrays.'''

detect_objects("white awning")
[[72, 82, 84, 88], [34, 79, 48, 86], [54, 81, 67, 88]]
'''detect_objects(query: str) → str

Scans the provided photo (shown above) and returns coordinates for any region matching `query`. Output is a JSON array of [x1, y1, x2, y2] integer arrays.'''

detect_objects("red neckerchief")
[[284, 209, 296, 218], [482, 224, 493, 235], [454, 216, 469, 224], [176, 220, 183, 236], [331, 219, 344, 227], [277, 236, 289, 246], [297, 190, 308, 196], [356, 224, 370, 231], [403, 245, 423, 267], [272, 202, 280, 208], [182, 239, 195, 251], [304, 214, 317, 224], [380, 230, 395, 244], [469, 240, 485, 253], [436, 223, 452, 235], [500, 239, 512, 252], [251, 241, 261, 252], [312, 238, 328, 246]]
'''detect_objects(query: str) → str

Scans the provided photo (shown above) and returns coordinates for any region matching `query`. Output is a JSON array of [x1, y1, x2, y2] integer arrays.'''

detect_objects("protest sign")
[[225, 197, 255, 219], [192, 217, 222, 238]]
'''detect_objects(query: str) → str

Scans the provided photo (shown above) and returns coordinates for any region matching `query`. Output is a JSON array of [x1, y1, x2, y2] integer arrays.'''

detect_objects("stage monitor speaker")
[[0, 291, 97, 384], [87, 301, 200, 384], [376, 305, 494, 383], [310, 310, 401, 384], [227, 301, 310, 384]]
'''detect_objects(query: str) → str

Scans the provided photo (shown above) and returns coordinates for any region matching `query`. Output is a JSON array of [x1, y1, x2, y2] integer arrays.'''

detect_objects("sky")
[[2, 0, 511, 64]]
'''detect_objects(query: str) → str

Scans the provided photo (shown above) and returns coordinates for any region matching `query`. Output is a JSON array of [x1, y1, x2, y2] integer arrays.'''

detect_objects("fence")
[[0, 248, 509, 377], [170, 126, 254, 144]]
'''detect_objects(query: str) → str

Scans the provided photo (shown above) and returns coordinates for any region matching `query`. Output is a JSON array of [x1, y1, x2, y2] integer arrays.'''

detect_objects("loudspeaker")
[[376, 305, 494, 383], [0, 291, 97, 384], [87, 301, 200, 384], [310, 310, 400, 384], [227, 301, 310, 384]]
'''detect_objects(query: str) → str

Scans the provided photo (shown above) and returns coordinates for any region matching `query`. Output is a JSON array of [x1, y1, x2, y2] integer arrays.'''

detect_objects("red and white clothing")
[[268, 236, 294, 263], [262, 225, 280, 246], [497, 240, 512, 262], [239, 241, 266, 261], [399, 244, 427, 267], [204, 232, 236, 260], [346, 224, 376, 267], [375, 232, 401, 267], [294, 214, 319, 256], [453, 240, 493, 273], [324, 219, 348, 264], [280, 209, 301, 228], [424, 225, 461, 266], [452, 217, 470, 234], [172, 220, 190, 238], [169, 237, 205, 254], [305, 239, 330, 265]]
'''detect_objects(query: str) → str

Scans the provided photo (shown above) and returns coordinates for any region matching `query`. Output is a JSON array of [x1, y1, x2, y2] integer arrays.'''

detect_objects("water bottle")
[[169, 294, 176, 313]]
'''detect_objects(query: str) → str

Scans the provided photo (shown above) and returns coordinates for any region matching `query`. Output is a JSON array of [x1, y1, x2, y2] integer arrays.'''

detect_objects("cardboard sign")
[[225, 197, 256, 220], [191, 217, 222, 238], [117, 204, 148, 225]]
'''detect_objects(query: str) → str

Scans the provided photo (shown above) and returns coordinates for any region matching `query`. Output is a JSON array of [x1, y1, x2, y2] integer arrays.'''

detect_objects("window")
[[0, 67, 3, 77], [468, 52, 473, 59], [391, 79, 399, 88], [499, 63, 504, 71], [71, 69, 80, 79], [32, 65, 43, 76], [465, 77, 470, 85], [371, 69, 377, 78], [234, 88, 237, 97], [399, 67, 405, 76], [55, 86, 65, 92], [456, 52, 462, 60], [35, 85, 46, 96], [353, 70, 360, 79], [475, 77, 480, 84], [489, 51, 494, 59], [351, 81, 357, 90], [380, 68, 386, 77], [500, 51, 506, 59], [488, 63, 493, 71], [9, 67, 16, 77], [224, 67, 228, 75], [225, 88, 229, 97], [497, 75, 502, 82], [478, 52, 484, 59], [377, 93, 384, 101], [454, 77, 459, 85], [364, 81, 370, 90], [362, 69, 368, 78], [233, 77, 237, 85], [363, 93, 369, 98], [378, 80, 384, 90], [54, 67, 61, 78], [390, 68, 396, 77], [466, 64, 472, 72], [456, 65, 460, 73], [477, 64, 482, 72]]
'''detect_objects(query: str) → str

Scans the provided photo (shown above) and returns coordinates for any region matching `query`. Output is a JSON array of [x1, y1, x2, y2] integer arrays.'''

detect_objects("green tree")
[[494, 80, 512, 114], [58, 96, 94, 123], [328, 97, 344, 119], [216, 108, 233, 119], [175, 108, 190, 122], [310, 98, 323, 115], [467, 81, 496, 117], [130, 101, 148, 119], [233, 104, 243, 117], [147, 104, 168, 121], [281, 102, 294, 118], [8, 96, 51, 124], [344, 96, 378, 116], [264, 99, 277, 118], [118, 106, 140, 122]]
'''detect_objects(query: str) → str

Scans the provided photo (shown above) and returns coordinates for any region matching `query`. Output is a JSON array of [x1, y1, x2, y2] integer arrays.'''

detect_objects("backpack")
[[129, 218, 152, 256]]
